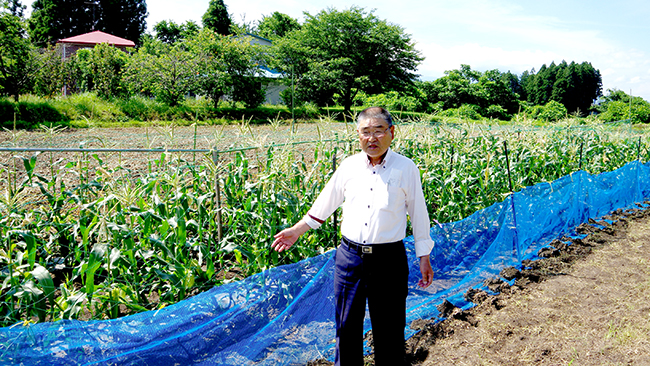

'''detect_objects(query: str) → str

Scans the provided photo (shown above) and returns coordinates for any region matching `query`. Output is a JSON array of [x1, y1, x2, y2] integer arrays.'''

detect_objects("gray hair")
[[357, 107, 393, 127]]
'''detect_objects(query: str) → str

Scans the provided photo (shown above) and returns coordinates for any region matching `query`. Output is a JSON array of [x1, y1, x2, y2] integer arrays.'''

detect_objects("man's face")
[[357, 117, 394, 163]]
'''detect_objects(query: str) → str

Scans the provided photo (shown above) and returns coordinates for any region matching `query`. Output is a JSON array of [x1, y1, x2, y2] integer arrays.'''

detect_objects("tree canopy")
[[28, 0, 147, 47], [595, 89, 650, 124], [202, 0, 231, 36], [273, 6, 422, 113], [0, 4, 35, 101], [95, 0, 148, 45], [417, 65, 520, 118], [153, 20, 200, 44], [122, 30, 266, 107], [256, 12, 300, 40], [521, 60, 602, 115]]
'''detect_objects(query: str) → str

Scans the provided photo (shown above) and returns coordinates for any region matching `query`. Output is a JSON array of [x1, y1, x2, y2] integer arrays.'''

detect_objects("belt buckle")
[[362, 246, 372, 254]]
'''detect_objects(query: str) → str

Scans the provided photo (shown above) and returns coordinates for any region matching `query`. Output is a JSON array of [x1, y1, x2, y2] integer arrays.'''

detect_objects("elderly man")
[[272, 106, 434, 366]]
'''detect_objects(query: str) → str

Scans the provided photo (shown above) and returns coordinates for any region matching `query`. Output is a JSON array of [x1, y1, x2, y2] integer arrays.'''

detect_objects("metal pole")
[[503, 141, 514, 193], [503, 140, 520, 261], [637, 136, 642, 161], [450, 145, 454, 173], [332, 147, 338, 248], [579, 141, 584, 171], [211, 150, 223, 244], [291, 65, 296, 133]]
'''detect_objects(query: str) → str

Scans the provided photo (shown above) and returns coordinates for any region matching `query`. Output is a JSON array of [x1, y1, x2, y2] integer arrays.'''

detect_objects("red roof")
[[57, 30, 135, 47]]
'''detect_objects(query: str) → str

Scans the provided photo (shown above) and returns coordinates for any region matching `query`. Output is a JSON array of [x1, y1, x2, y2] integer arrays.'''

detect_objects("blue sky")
[[31, 0, 650, 101]]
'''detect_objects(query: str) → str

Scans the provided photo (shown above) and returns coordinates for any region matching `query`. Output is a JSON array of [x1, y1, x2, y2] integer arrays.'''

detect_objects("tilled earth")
[[311, 206, 650, 365]]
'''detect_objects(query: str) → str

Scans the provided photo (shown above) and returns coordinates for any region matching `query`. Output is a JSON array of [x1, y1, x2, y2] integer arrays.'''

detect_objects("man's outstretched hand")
[[272, 220, 310, 252]]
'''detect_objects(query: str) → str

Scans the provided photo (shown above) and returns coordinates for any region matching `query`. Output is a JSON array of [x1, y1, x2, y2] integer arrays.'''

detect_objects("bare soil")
[[310, 206, 650, 366], [410, 206, 650, 365]]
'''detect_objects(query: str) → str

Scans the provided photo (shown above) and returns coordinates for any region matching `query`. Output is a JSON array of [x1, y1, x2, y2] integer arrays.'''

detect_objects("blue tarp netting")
[[2, 161, 650, 365]]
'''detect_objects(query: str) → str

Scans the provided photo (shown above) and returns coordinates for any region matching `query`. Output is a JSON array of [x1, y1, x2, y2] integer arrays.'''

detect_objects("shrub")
[[0, 99, 17, 125], [598, 100, 650, 124], [117, 95, 173, 121], [439, 104, 482, 120], [53, 93, 126, 122], [0, 99, 69, 129], [353, 91, 421, 112], [484, 104, 511, 120], [525, 100, 568, 122]]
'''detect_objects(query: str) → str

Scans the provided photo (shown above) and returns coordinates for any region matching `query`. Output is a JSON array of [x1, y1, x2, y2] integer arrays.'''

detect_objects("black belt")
[[341, 236, 403, 255]]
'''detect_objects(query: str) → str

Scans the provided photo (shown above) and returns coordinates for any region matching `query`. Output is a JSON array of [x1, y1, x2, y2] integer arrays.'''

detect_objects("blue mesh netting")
[[2, 161, 650, 365]]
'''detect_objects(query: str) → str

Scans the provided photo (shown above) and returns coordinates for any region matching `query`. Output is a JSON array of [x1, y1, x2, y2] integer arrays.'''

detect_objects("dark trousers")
[[333, 238, 409, 366]]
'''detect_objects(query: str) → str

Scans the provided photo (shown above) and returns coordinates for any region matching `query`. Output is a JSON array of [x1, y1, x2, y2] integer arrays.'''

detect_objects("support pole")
[[450, 145, 455, 173], [503, 141, 514, 193], [503, 140, 520, 261], [332, 147, 338, 248], [579, 141, 584, 171], [211, 150, 223, 244]]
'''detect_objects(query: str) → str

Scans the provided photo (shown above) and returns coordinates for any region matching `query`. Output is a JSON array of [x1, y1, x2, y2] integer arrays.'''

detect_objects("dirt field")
[[404, 207, 650, 366]]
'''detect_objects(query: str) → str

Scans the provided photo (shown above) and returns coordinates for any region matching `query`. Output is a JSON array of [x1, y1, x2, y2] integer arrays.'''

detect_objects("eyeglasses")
[[359, 127, 390, 139]]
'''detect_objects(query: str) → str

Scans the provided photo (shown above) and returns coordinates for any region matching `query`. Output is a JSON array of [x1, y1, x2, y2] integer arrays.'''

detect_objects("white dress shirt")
[[303, 149, 434, 258]]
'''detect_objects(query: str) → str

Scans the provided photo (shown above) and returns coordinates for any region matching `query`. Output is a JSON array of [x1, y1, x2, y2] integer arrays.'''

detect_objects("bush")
[[598, 100, 650, 124], [353, 91, 421, 112], [0, 98, 69, 129], [525, 100, 567, 122], [439, 104, 482, 120], [0, 100, 17, 126], [484, 104, 511, 120], [53, 93, 127, 122]]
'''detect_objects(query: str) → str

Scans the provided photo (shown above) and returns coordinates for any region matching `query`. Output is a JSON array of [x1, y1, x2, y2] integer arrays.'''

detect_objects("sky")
[[28, 0, 650, 101]]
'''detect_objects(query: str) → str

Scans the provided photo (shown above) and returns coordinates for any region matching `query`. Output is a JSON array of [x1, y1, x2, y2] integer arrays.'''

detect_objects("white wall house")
[[245, 34, 288, 106]]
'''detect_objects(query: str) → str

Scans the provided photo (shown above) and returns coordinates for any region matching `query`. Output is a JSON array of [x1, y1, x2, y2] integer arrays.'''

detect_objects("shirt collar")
[[365, 148, 393, 168]]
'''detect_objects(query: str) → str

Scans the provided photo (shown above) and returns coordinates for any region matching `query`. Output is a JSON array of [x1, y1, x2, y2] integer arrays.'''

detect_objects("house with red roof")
[[57, 30, 135, 60]]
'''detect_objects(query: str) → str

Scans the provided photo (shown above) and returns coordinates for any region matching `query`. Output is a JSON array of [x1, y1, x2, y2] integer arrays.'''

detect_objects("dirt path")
[[405, 207, 650, 366]]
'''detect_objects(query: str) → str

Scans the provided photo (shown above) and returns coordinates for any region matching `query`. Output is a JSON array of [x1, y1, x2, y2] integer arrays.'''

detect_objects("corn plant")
[[0, 121, 647, 326]]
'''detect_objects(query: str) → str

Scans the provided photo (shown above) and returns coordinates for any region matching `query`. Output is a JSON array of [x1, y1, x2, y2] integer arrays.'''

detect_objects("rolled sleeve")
[[303, 213, 325, 230]]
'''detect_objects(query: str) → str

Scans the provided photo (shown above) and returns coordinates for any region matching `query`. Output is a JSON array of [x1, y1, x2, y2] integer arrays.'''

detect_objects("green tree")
[[256, 12, 300, 40], [32, 45, 65, 97], [123, 38, 197, 106], [420, 65, 519, 117], [29, 0, 93, 47], [95, 0, 148, 45], [422, 66, 474, 110], [7, 0, 24, 16], [88, 43, 128, 98], [188, 30, 266, 108], [29, 0, 147, 47], [596, 89, 650, 124], [202, 0, 231, 36], [0, 5, 35, 101], [525, 100, 567, 122], [523, 61, 601, 114], [274, 6, 422, 113], [154, 20, 200, 44]]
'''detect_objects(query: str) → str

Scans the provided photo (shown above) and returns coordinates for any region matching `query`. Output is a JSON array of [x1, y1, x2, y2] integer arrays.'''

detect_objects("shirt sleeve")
[[303, 164, 346, 230], [405, 162, 435, 257]]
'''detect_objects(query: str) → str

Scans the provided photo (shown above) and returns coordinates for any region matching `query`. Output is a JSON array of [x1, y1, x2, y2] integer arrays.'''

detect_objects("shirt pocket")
[[378, 169, 405, 209], [378, 186, 406, 211]]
